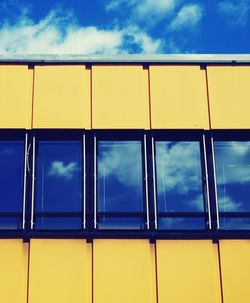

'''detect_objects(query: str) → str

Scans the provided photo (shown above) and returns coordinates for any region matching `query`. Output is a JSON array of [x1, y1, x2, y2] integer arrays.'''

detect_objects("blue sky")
[[0, 0, 249, 54]]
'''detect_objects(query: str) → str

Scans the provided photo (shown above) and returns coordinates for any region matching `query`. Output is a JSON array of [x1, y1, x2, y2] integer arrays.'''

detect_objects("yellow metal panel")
[[156, 240, 221, 303], [220, 240, 250, 303], [207, 66, 250, 129], [0, 240, 28, 303], [0, 65, 33, 129], [94, 239, 156, 303], [29, 239, 92, 303], [150, 65, 209, 129], [33, 65, 90, 128], [92, 65, 150, 129]]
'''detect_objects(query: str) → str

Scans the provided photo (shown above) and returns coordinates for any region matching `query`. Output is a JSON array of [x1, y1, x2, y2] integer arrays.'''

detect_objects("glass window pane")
[[215, 141, 250, 212], [35, 216, 82, 230], [214, 141, 250, 229], [220, 218, 250, 230], [97, 140, 145, 229], [158, 217, 205, 230], [155, 141, 206, 230], [0, 141, 24, 212], [35, 140, 82, 229], [0, 140, 24, 230]]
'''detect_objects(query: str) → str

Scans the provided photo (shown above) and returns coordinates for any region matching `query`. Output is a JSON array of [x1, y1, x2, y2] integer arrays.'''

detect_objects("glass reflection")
[[97, 140, 145, 229], [35, 140, 82, 230], [214, 141, 250, 229], [0, 141, 24, 229], [155, 141, 206, 230]]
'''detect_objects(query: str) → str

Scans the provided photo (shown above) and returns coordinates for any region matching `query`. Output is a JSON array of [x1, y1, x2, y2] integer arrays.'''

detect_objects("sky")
[[0, 0, 249, 54]]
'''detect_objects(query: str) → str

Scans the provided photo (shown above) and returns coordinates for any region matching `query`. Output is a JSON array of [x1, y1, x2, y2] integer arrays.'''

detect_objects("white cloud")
[[0, 8, 163, 54], [219, 195, 242, 212], [98, 142, 142, 188], [217, 0, 250, 26], [48, 161, 78, 180], [156, 142, 202, 195], [106, 0, 179, 26], [168, 4, 204, 31]]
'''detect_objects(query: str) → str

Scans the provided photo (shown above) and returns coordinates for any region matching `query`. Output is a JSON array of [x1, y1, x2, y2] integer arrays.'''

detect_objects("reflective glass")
[[35, 140, 82, 229], [214, 141, 250, 229], [158, 217, 205, 230], [155, 141, 206, 230], [97, 140, 145, 229], [0, 140, 24, 229]]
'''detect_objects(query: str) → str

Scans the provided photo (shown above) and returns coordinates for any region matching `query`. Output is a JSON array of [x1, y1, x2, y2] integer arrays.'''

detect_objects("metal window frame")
[[30, 130, 86, 231], [0, 131, 26, 231], [93, 130, 150, 231], [211, 130, 250, 231], [151, 130, 210, 231]]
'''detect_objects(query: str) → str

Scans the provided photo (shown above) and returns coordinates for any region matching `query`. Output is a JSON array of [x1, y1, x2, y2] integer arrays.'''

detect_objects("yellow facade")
[[0, 240, 28, 303], [0, 59, 249, 303], [33, 65, 91, 129], [93, 240, 156, 303], [28, 239, 92, 303], [92, 65, 150, 129], [0, 65, 33, 129], [219, 240, 250, 303], [150, 65, 209, 129], [156, 240, 221, 303], [207, 66, 250, 129]]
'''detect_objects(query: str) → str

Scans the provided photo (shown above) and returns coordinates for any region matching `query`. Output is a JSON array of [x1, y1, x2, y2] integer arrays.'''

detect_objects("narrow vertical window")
[[0, 134, 25, 229], [154, 134, 208, 230], [33, 134, 83, 230], [214, 140, 250, 230], [96, 134, 146, 229]]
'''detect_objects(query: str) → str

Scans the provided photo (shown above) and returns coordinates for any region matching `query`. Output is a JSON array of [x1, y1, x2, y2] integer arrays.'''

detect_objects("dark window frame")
[[151, 130, 212, 232], [93, 130, 150, 231], [31, 130, 86, 231], [212, 130, 250, 231]]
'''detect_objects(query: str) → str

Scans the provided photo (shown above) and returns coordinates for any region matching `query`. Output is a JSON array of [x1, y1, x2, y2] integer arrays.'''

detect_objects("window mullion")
[[143, 134, 150, 230], [202, 134, 212, 230], [151, 135, 158, 230], [22, 133, 28, 230], [211, 136, 220, 230], [30, 135, 36, 230]]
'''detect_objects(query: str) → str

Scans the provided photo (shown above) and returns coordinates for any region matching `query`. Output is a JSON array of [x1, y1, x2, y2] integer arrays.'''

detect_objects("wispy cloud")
[[168, 4, 204, 31], [0, 7, 163, 54], [217, 0, 250, 26], [48, 161, 77, 180], [106, 0, 178, 23]]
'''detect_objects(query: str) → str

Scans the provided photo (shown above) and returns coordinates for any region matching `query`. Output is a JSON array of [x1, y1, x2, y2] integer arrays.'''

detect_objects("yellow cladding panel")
[[33, 65, 90, 128], [150, 65, 209, 129], [156, 240, 221, 303], [207, 66, 250, 128], [219, 240, 250, 303], [28, 239, 92, 303], [0, 65, 33, 129], [94, 239, 156, 303], [0, 240, 28, 303], [92, 65, 150, 129]]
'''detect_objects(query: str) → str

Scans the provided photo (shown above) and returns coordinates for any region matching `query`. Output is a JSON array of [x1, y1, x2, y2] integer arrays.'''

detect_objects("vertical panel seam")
[[90, 67, 93, 130], [92, 241, 94, 303], [205, 67, 212, 130], [31, 67, 36, 129], [147, 67, 152, 130], [154, 242, 159, 303], [26, 242, 31, 303], [217, 242, 224, 303]]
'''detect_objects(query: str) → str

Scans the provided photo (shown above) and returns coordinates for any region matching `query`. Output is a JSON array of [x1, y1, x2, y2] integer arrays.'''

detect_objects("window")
[[0, 133, 26, 230], [213, 137, 250, 230], [32, 133, 85, 230], [153, 133, 209, 230], [95, 133, 148, 230]]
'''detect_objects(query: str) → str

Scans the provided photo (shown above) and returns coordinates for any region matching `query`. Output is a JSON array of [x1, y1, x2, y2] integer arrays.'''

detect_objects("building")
[[0, 54, 250, 303]]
